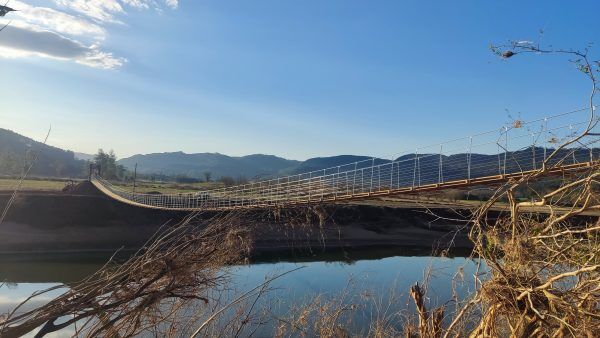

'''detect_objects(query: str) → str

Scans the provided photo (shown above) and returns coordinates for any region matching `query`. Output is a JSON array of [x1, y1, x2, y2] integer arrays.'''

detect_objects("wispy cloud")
[[0, 23, 125, 69], [53, 0, 125, 23], [0, 0, 177, 69], [11, 1, 105, 38], [53, 0, 178, 23]]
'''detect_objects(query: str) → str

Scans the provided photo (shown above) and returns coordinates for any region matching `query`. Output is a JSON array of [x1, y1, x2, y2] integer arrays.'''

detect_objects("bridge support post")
[[308, 172, 312, 202], [321, 169, 325, 201], [352, 163, 357, 196], [569, 124, 577, 164], [389, 161, 394, 190], [370, 158, 375, 194], [276, 177, 280, 205], [439, 144, 443, 184], [543, 118, 548, 163], [412, 149, 418, 189], [503, 126, 508, 176], [335, 166, 340, 199], [468, 136, 472, 181], [532, 133, 536, 170]]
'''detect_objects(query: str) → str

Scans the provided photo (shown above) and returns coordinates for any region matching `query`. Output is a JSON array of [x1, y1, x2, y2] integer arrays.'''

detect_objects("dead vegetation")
[[0, 211, 259, 337], [0, 206, 333, 337]]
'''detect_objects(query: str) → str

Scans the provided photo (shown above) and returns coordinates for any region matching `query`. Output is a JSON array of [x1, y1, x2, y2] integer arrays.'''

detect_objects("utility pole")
[[133, 163, 138, 194]]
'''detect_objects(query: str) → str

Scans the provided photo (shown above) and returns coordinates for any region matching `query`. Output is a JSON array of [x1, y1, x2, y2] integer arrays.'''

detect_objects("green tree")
[[94, 149, 126, 180]]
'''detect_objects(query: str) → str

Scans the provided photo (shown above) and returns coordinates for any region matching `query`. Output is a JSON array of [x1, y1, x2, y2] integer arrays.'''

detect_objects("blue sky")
[[1, 1, 599, 160]]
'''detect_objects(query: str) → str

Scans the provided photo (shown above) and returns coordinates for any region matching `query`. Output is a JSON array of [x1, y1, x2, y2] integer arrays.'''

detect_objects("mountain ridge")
[[0, 128, 86, 178], [4, 128, 595, 182]]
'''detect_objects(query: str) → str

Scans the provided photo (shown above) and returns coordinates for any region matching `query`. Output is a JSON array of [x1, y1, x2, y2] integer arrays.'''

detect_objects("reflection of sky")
[[230, 256, 479, 307], [226, 256, 481, 335], [1, 255, 480, 336], [0, 283, 74, 338], [0, 283, 67, 313]]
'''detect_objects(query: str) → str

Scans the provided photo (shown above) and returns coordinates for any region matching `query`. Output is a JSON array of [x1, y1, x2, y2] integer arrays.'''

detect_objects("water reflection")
[[0, 248, 479, 336], [0, 246, 471, 284]]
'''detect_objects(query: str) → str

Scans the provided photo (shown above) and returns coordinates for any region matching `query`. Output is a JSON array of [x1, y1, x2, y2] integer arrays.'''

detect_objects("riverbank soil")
[[0, 182, 474, 254]]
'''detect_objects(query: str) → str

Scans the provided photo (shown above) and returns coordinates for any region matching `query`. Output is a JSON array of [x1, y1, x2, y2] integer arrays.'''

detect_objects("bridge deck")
[[91, 161, 596, 212]]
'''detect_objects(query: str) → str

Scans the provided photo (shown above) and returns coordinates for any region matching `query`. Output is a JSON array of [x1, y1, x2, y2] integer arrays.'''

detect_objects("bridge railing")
[[92, 107, 600, 210]]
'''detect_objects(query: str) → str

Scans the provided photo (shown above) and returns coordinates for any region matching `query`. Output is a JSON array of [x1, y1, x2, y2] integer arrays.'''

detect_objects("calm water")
[[0, 248, 480, 337]]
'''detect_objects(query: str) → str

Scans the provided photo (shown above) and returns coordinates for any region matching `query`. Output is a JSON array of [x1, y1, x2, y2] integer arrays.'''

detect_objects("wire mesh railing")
[[92, 107, 600, 210]]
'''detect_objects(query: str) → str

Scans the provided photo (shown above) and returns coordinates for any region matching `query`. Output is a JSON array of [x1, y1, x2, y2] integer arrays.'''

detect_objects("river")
[[0, 247, 480, 337]]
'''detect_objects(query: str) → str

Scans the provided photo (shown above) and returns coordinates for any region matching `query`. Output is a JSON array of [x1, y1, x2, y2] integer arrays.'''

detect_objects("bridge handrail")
[[91, 107, 600, 210]]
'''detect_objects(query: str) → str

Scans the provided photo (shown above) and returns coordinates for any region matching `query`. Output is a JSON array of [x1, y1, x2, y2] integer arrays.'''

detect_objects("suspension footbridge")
[[91, 108, 600, 211]]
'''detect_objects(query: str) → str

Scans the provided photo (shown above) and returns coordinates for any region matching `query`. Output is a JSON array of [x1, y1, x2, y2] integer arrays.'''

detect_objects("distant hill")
[[120, 147, 597, 183], [285, 155, 390, 174], [117, 152, 397, 180], [117, 152, 301, 179], [74, 152, 95, 161], [8, 127, 595, 183], [0, 128, 86, 178]]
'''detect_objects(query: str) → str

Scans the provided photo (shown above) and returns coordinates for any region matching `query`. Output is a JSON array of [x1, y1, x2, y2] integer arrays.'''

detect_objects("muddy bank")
[[0, 183, 474, 254]]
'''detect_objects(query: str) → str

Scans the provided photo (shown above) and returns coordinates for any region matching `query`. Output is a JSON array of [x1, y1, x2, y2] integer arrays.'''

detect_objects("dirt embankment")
[[0, 182, 188, 253], [0, 182, 473, 254]]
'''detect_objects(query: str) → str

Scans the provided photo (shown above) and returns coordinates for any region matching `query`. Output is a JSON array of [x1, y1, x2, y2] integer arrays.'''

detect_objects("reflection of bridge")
[[92, 108, 600, 211]]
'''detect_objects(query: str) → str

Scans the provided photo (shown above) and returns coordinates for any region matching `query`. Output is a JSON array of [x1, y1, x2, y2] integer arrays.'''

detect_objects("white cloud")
[[78, 47, 126, 69], [10, 1, 105, 38], [164, 0, 178, 9], [53, 0, 178, 23], [0, 0, 177, 69], [54, 0, 124, 23], [0, 23, 126, 69]]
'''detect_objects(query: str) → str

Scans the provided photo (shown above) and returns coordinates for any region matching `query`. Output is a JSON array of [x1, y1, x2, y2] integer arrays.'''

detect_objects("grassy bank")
[[0, 178, 72, 191]]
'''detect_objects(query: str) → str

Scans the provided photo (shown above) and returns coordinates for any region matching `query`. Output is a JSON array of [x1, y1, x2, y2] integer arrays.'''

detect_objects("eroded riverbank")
[[0, 183, 474, 255]]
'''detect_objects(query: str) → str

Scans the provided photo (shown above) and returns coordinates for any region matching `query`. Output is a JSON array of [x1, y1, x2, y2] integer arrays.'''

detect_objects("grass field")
[[0, 178, 226, 194], [0, 178, 71, 191], [110, 181, 225, 194]]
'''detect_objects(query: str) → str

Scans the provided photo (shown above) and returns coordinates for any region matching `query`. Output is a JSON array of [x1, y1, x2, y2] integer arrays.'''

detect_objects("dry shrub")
[[449, 40, 600, 337], [269, 120, 600, 337], [0, 205, 336, 338], [273, 280, 408, 338], [0, 210, 262, 337], [467, 167, 600, 337]]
